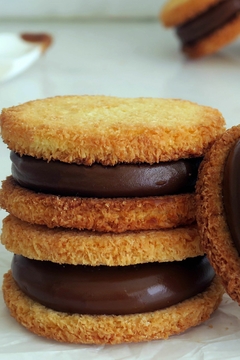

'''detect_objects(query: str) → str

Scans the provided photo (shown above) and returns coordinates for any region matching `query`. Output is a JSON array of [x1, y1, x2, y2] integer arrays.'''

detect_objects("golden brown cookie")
[[160, 0, 220, 27], [160, 0, 240, 58], [0, 96, 225, 165], [1, 215, 203, 266], [2, 271, 223, 344], [196, 125, 240, 303], [0, 176, 196, 232]]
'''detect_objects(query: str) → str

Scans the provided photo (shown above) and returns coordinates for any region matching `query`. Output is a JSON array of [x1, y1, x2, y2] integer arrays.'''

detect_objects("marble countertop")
[[1, 18, 240, 360]]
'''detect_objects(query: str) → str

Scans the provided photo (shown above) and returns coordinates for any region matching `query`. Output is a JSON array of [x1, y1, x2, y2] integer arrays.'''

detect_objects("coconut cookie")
[[0, 96, 225, 232], [160, 0, 240, 58], [196, 125, 240, 303], [0, 96, 225, 344], [0, 176, 196, 232], [1, 215, 204, 266]]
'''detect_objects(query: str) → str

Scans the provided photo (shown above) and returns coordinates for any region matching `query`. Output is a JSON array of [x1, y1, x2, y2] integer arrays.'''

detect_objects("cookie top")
[[160, 0, 221, 27], [0, 96, 225, 165], [196, 125, 240, 304]]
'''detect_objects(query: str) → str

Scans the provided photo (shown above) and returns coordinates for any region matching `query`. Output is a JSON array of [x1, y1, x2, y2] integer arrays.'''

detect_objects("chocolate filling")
[[176, 0, 240, 46], [223, 139, 240, 255], [11, 151, 201, 198], [11, 255, 214, 315]]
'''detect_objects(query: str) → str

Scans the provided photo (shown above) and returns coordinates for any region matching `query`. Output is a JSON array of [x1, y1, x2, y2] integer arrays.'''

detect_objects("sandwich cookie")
[[0, 95, 225, 344], [196, 125, 240, 303], [2, 258, 222, 344], [0, 96, 225, 232], [160, 0, 240, 58]]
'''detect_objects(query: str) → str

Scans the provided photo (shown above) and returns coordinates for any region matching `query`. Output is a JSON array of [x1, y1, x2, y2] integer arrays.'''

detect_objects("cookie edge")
[[182, 15, 240, 58], [2, 215, 203, 265], [196, 125, 240, 303], [0, 176, 196, 233], [160, 0, 221, 27]]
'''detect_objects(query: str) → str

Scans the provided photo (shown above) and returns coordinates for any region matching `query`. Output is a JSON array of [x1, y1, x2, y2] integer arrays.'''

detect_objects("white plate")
[[0, 32, 52, 82]]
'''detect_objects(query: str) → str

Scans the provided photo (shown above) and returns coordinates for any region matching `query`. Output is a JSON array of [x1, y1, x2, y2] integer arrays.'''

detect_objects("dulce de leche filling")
[[176, 0, 240, 46], [11, 151, 201, 198], [223, 139, 240, 254], [12, 255, 214, 315]]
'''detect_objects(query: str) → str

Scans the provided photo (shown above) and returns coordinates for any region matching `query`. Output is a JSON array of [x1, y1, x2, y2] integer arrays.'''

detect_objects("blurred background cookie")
[[160, 0, 240, 58]]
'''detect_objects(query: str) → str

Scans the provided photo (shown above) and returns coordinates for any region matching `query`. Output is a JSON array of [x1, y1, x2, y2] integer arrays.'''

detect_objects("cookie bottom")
[[2, 271, 223, 344], [183, 15, 240, 58], [0, 177, 196, 233]]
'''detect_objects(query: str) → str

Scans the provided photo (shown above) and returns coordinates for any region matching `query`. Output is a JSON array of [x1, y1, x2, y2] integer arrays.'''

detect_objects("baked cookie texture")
[[196, 125, 240, 303], [0, 96, 225, 165], [160, 0, 240, 58], [1, 215, 204, 266], [0, 95, 225, 344], [0, 176, 196, 232]]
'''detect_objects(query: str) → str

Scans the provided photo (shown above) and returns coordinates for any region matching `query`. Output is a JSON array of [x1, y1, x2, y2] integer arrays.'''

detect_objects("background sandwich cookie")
[[160, 0, 240, 58], [0, 95, 225, 344], [196, 125, 240, 304]]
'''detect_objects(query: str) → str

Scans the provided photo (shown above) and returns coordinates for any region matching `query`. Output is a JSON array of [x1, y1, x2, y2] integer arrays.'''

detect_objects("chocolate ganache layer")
[[11, 151, 201, 198], [176, 0, 240, 46], [223, 139, 240, 255], [11, 255, 214, 315]]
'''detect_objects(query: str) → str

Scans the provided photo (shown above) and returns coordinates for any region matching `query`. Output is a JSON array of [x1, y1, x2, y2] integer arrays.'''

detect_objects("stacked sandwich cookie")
[[160, 0, 240, 58], [0, 96, 225, 344]]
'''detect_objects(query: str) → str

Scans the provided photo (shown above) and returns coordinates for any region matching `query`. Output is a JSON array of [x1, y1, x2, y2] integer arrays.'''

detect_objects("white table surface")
[[1, 19, 240, 360]]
